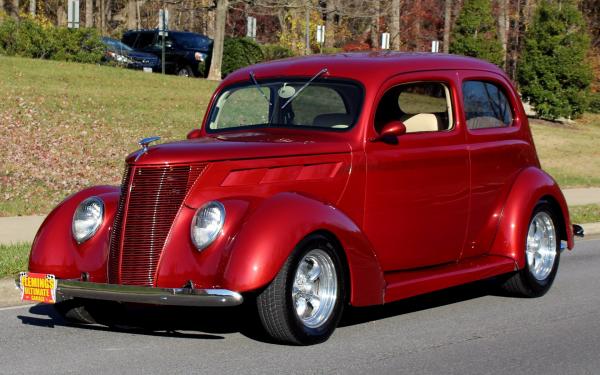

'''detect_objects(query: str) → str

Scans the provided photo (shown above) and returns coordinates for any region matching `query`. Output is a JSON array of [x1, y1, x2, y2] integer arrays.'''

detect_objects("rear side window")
[[375, 82, 453, 133], [462, 81, 513, 130]]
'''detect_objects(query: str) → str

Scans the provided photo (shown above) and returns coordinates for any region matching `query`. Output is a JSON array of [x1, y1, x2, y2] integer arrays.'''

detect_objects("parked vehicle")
[[121, 30, 212, 77], [101, 37, 160, 71], [18, 53, 584, 345]]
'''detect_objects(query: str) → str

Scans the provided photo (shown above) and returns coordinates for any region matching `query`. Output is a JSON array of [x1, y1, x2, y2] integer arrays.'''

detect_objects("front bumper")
[[16, 278, 243, 307]]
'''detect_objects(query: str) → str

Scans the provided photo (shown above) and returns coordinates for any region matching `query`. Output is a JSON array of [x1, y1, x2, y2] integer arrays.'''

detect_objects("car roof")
[[224, 52, 506, 87]]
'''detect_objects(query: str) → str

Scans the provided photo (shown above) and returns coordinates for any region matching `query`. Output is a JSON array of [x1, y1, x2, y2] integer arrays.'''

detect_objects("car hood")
[[126, 131, 351, 165], [125, 51, 158, 60]]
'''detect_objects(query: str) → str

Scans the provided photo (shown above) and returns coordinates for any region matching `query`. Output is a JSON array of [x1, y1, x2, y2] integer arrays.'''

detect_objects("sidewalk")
[[1, 188, 599, 246]]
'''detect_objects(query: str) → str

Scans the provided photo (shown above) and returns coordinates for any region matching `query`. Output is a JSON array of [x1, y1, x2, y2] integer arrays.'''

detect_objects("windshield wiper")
[[249, 71, 271, 106], [281, 67, 328, 109]]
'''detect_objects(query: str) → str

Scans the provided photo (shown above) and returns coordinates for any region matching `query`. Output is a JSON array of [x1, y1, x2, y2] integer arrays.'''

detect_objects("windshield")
[[103, 37, 133, 52], [207, 79, 363, 132], [174, 33, 212, 50]]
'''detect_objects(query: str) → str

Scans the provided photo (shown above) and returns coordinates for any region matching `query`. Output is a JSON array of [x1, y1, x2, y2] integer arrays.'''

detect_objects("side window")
[[133, 32, 155, 49], [374, 82, 453, 133], [462, 81, 513, 130]]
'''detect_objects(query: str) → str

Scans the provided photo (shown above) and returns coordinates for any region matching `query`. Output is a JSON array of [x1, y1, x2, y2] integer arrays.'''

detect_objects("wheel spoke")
[[295, 296, 307, 317], [307, 294, 321, 312], [307, 261, 321, 282]]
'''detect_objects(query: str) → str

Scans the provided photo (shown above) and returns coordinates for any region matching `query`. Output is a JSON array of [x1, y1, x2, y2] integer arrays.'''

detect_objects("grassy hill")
[[0, 56, 599, 216]]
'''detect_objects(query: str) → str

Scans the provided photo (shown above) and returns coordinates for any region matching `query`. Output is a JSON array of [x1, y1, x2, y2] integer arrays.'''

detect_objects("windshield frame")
[[204, 77, 365, 134]]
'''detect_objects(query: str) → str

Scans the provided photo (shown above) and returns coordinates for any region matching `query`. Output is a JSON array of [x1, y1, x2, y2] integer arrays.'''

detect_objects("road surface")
[[1, 238, 599, 374]]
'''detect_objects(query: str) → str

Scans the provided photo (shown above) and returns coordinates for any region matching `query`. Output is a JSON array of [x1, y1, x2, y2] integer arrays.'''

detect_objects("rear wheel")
[[500, 202, 561, 297], [256, 234, 346, 345], [176, 65, 193, 77]]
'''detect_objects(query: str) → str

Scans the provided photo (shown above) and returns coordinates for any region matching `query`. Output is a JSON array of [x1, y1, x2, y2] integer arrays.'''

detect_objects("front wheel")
[[176, 65, 193, 77], [256, 234, 346, 345], [500, 202, 561, 297]]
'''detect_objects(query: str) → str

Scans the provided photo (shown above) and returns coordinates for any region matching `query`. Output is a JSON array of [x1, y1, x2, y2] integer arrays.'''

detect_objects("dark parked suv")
[[122, 30, 213, 77]]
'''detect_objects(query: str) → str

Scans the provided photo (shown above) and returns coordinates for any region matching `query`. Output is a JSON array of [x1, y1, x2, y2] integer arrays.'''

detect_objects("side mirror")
[[187, 129, 202, 139], [370, 120, 407, 143]]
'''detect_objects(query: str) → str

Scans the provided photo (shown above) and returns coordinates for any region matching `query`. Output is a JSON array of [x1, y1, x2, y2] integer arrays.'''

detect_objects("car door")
[[458, 71, 534, 259], [364, 72, 470, 271]]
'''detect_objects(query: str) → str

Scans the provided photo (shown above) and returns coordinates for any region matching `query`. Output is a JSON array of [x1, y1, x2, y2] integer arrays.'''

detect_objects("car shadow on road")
[[17, 279, 509, 344], [18, 300, 269, 342]]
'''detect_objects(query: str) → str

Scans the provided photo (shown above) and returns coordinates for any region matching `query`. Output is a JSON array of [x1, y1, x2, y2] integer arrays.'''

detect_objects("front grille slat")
[[108, 163, 206, 286]]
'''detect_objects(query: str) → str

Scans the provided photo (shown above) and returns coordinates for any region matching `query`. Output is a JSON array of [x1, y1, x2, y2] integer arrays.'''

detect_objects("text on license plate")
[[19, 272, 57, 304]]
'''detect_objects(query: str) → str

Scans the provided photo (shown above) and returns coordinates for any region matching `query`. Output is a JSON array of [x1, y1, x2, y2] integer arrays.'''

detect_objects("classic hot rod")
[[18, 52, 584, 345]]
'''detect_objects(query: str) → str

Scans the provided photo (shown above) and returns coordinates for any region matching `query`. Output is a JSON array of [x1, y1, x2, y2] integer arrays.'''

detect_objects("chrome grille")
[[108, 163, 206, 286]]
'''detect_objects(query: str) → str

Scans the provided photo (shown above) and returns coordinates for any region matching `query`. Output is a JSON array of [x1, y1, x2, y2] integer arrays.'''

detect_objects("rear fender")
[[490, 167, 573, 268], [28, 186, 120, 281], [220, 192, 384, 306]]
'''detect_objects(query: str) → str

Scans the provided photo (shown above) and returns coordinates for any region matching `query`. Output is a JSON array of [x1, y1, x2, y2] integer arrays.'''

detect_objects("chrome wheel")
[[177, 68, 190, 77], [526, 211, 557, 281], [292, 249, 338, 329]]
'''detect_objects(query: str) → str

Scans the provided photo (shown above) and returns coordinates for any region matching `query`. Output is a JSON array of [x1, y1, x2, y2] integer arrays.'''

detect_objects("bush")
[[261, 43, 294, 61], [0, 16, 103, 64], [222, 37, 264, 77], [589, 92, 600, 113], [450, 0, 503, 65], [50, 27, 104, 63], [518, 0, 592, 120]]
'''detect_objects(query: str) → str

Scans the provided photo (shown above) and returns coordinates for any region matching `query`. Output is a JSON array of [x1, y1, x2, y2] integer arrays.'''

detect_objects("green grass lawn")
[[0, 56, 217, 215], [0, 242, 30, 278], [1, 55, 599, 216]]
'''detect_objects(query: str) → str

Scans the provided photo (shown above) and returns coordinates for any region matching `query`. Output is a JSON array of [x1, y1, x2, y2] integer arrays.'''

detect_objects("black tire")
[[500, 202, 561, 297], [53, 298, 97, 324], [176, 65, 193, 77], [256, 234, 346, 345]]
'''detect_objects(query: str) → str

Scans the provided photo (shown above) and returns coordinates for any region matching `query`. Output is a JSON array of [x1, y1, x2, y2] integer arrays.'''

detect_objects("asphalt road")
[[1, 238, 599, 375]]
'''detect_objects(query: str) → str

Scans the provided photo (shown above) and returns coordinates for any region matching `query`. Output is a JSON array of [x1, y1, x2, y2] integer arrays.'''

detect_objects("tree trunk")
[[324, 0, 335, 49], [207, 0, 228, 81], [29, 0, 34, 15], [498, 0, 509, 67], [370, 0, 380, 49], [391, 0, 400, 50], [443, 0, 452, 53], [99, 0, 105, 33], [85, 0, 93, 27], [127, 0, 136, 30], [10, 0, 18, 18], [57, 4, 67, 26], [0, 0, 4, 15]]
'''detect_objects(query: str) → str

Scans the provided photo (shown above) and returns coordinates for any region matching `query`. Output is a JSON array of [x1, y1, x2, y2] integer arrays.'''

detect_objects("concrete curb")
[[0, 215, 45, 245], [582, 222, 600, 237]]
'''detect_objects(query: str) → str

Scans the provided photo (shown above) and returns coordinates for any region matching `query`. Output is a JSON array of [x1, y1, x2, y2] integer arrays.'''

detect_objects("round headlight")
[[191, 201, 225, 251], [72, 197, 104, 244]]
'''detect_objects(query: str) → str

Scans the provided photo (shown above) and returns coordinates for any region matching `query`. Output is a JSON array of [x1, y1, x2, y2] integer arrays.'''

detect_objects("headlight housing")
[[72, 197, 104, 244], [191, 201, 225, 251]]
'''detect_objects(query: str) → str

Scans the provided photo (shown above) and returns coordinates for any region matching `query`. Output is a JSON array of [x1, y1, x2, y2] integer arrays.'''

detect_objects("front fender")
[[29, 185, 120, 281], [220, 192, 384, 306], [490, 167, 573, 268]]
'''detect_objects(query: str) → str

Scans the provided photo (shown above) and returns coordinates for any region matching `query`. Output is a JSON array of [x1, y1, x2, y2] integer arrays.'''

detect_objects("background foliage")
[[518, 0, 592, 119]]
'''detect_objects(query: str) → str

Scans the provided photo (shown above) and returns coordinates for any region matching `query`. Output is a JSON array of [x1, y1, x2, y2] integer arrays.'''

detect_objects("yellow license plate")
[[19, 272, 57, 304]]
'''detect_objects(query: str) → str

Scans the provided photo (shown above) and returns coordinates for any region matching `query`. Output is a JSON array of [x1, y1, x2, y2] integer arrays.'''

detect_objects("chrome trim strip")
[[16, 278, 243, 307]]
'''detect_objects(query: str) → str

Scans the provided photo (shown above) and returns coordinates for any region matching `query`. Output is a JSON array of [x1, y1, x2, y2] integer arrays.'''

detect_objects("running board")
[[383, 255, 517, 304]]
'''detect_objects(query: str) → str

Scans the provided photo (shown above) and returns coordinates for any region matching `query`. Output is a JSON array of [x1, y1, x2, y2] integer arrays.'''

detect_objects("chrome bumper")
[[16, 278, 243, 307]]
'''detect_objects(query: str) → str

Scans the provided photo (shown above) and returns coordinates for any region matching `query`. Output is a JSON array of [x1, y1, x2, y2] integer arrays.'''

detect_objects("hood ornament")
[[135, 136, 161, 162]]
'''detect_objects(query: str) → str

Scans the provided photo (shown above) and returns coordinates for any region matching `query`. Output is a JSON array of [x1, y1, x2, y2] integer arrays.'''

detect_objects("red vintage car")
[[19, 52, 583, 345]]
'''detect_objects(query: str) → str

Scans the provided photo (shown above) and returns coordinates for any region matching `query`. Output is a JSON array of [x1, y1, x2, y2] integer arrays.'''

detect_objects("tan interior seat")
[[400, 113, 439, 133]]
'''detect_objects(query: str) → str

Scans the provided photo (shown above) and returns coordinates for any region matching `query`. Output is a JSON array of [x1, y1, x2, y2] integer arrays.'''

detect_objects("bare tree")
[[10, 0, 18, 18], [391, 0, 400, 49], [208, 0, 228, 80], [370, 0, 380, 48], [324, 0, 335, 49], [127, 0, 136, 29], [29, 0, 35, 15], [498, 0, 509, 67], [85, 0, 93, 27], [443, 0, 452, 53]]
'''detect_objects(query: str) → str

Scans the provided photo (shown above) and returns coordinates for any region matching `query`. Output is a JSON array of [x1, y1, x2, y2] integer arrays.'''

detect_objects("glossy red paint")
[[29, 53, 575, 310]]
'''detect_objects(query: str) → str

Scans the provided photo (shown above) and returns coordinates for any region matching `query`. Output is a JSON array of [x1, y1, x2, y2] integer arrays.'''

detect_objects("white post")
[[381, 33, 390, 50]]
